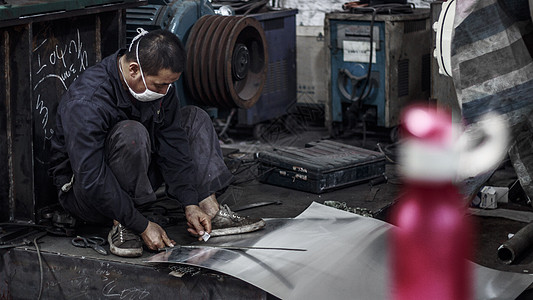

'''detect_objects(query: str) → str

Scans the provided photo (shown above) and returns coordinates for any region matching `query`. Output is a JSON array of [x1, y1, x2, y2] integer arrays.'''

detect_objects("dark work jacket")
[[49, 49, 198, 233]]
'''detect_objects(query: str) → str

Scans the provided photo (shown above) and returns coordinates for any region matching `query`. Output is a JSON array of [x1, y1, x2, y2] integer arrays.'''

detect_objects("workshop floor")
[[6, 111, 533, 298], [46, 116, 533, 271]]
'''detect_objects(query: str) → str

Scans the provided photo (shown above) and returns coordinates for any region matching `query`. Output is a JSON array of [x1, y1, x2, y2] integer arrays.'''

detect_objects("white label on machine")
[[343, 40, 376, 63]]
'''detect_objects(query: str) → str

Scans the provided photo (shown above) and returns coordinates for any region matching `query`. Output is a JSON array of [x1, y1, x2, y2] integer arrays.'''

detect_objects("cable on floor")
[[34, 235, 44, 300]]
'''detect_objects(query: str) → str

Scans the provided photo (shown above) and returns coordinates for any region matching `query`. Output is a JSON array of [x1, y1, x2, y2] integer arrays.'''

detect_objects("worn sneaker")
[[108, 223, 143, 257], [210, 204, 266, 237]]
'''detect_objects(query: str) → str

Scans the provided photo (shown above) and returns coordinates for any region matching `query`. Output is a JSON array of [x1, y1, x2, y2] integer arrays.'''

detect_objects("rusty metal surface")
[[184, 14, 267, 109], [224, 16, 268, 109], [199, 16, 224, 106], [147, 202, 533, 300], [184, 14, 208, 104], [215, 16, 242, 107], [191, 14, 217, 105], [207, 16, 233, 107]]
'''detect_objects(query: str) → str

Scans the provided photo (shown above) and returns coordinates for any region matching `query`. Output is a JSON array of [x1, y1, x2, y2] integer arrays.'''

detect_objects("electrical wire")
[[0, 223, 48, 229], [34, 235, 44, 300], [242, 0, 269, 16], [376, 142, 396, 163], [217, 108, 236, 139]]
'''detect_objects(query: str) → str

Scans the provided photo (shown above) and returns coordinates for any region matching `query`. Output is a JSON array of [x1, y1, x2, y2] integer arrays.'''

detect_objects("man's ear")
[[127, 62, 140, 79]]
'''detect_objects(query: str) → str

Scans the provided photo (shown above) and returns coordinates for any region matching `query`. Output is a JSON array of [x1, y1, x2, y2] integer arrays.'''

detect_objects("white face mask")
[[119, 30, 170, 102]]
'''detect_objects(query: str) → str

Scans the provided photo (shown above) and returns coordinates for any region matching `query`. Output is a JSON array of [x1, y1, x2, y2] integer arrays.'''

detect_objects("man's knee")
[[180, 105, 212, 129], [106, 120, 151, 160]]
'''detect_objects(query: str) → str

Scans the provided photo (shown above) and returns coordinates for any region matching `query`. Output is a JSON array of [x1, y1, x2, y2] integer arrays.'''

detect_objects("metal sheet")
[[146, 202, 533, 299]]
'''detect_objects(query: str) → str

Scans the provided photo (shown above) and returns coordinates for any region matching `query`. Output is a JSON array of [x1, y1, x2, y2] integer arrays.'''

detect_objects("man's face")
[[125, 60, 181, 95], [142, 68, 182, 95]]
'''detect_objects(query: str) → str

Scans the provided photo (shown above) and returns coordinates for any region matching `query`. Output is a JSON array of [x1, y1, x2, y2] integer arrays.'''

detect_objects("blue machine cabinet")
[[237, 9, 298, 126], [325, 10, 431, 134]]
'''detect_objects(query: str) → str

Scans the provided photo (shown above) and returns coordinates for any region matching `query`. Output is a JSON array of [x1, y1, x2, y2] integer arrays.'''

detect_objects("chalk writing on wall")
[[32, 28, 89, 145]]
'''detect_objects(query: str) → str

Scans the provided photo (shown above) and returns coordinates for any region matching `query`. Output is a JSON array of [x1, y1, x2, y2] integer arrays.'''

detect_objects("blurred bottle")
[[390, 105, 472, 300]]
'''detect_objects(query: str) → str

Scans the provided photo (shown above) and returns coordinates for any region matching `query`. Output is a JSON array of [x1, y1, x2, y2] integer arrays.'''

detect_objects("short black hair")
[[124, 29, 186, 76]]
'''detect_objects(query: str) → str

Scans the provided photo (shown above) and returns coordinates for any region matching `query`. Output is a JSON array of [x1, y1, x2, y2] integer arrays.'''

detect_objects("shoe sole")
[[108, 231, 143, 258], [210, 219, 266, 237]]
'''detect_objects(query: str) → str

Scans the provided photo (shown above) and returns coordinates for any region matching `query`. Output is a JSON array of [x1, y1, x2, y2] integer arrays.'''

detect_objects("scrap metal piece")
[[231, 200, 282, 212], [159, 244, 306, 252], [498, 221, 533, 264]]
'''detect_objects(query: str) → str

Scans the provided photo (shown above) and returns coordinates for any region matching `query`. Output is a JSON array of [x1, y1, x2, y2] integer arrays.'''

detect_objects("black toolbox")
[[257, 140, 386, 193]]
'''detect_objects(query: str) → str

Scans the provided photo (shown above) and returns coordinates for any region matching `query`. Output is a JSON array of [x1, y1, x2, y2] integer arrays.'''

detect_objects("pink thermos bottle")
[[390, 105, 507, 300]]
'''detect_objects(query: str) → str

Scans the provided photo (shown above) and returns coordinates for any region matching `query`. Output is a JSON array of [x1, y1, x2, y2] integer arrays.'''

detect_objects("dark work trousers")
[[59, 105, 234, 225]]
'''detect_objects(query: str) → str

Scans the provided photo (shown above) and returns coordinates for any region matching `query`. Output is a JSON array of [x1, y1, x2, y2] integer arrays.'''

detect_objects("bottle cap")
[[398, 105, 458, 181]]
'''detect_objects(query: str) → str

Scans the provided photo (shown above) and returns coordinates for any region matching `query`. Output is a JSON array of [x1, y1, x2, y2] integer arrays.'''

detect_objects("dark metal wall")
[[0, 27, 9, 222], [0, 1, 146, 223]]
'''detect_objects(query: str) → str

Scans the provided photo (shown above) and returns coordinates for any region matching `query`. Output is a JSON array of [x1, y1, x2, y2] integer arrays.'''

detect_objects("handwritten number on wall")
[[32, 29, 89, 144]]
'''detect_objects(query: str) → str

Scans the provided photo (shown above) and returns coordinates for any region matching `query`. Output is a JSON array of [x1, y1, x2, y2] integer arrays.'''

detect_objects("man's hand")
[[141, 221, 175, 250], [185, 205, 212, 241]]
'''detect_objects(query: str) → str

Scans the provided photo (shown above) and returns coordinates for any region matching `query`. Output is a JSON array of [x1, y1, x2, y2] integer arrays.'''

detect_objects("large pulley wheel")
[[184, 15, 268, 109]]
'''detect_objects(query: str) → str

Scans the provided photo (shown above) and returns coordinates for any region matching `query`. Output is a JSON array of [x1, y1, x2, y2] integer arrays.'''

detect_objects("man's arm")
[[155, 90, 213, 236], [185, 205, 212, 239], [141, 221, 175, 250]]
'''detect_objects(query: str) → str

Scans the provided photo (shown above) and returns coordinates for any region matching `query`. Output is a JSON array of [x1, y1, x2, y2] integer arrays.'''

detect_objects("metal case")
[[257, 140, 386, 193]]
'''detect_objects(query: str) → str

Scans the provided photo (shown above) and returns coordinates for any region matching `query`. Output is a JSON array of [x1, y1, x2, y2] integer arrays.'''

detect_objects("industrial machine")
[[126, 0, 297, 130], [325, 7, 431, 137], [126, 1, 267, 111]]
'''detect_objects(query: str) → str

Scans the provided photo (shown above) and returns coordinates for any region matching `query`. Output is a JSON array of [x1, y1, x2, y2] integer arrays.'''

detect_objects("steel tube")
[[497, 221, 533, 264]]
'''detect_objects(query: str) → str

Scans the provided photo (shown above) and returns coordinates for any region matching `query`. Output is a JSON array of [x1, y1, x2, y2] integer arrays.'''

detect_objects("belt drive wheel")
[[224, 17, 268, 109], [206, 16, 236, 108], [215, 16, 243, 108], [184, 15, 267, 109], [184, 15, 211, 105], [191, 15, 217, 106]]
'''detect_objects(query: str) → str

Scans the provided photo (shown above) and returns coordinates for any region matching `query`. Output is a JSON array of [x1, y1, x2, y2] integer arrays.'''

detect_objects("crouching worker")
[[48, 28, 265, 257]]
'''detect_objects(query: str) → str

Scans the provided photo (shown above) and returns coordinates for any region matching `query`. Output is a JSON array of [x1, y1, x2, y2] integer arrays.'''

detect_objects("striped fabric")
[[450, 0, 533, 197]]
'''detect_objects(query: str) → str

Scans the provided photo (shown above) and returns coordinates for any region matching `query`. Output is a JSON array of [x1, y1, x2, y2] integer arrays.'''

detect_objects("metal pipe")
[[497, 221, 533, 264]]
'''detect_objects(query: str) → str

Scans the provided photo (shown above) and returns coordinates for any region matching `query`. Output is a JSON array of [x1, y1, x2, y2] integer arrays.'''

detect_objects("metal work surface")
[[2, 247, 268, 299], [147, 202, 533, 300]]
